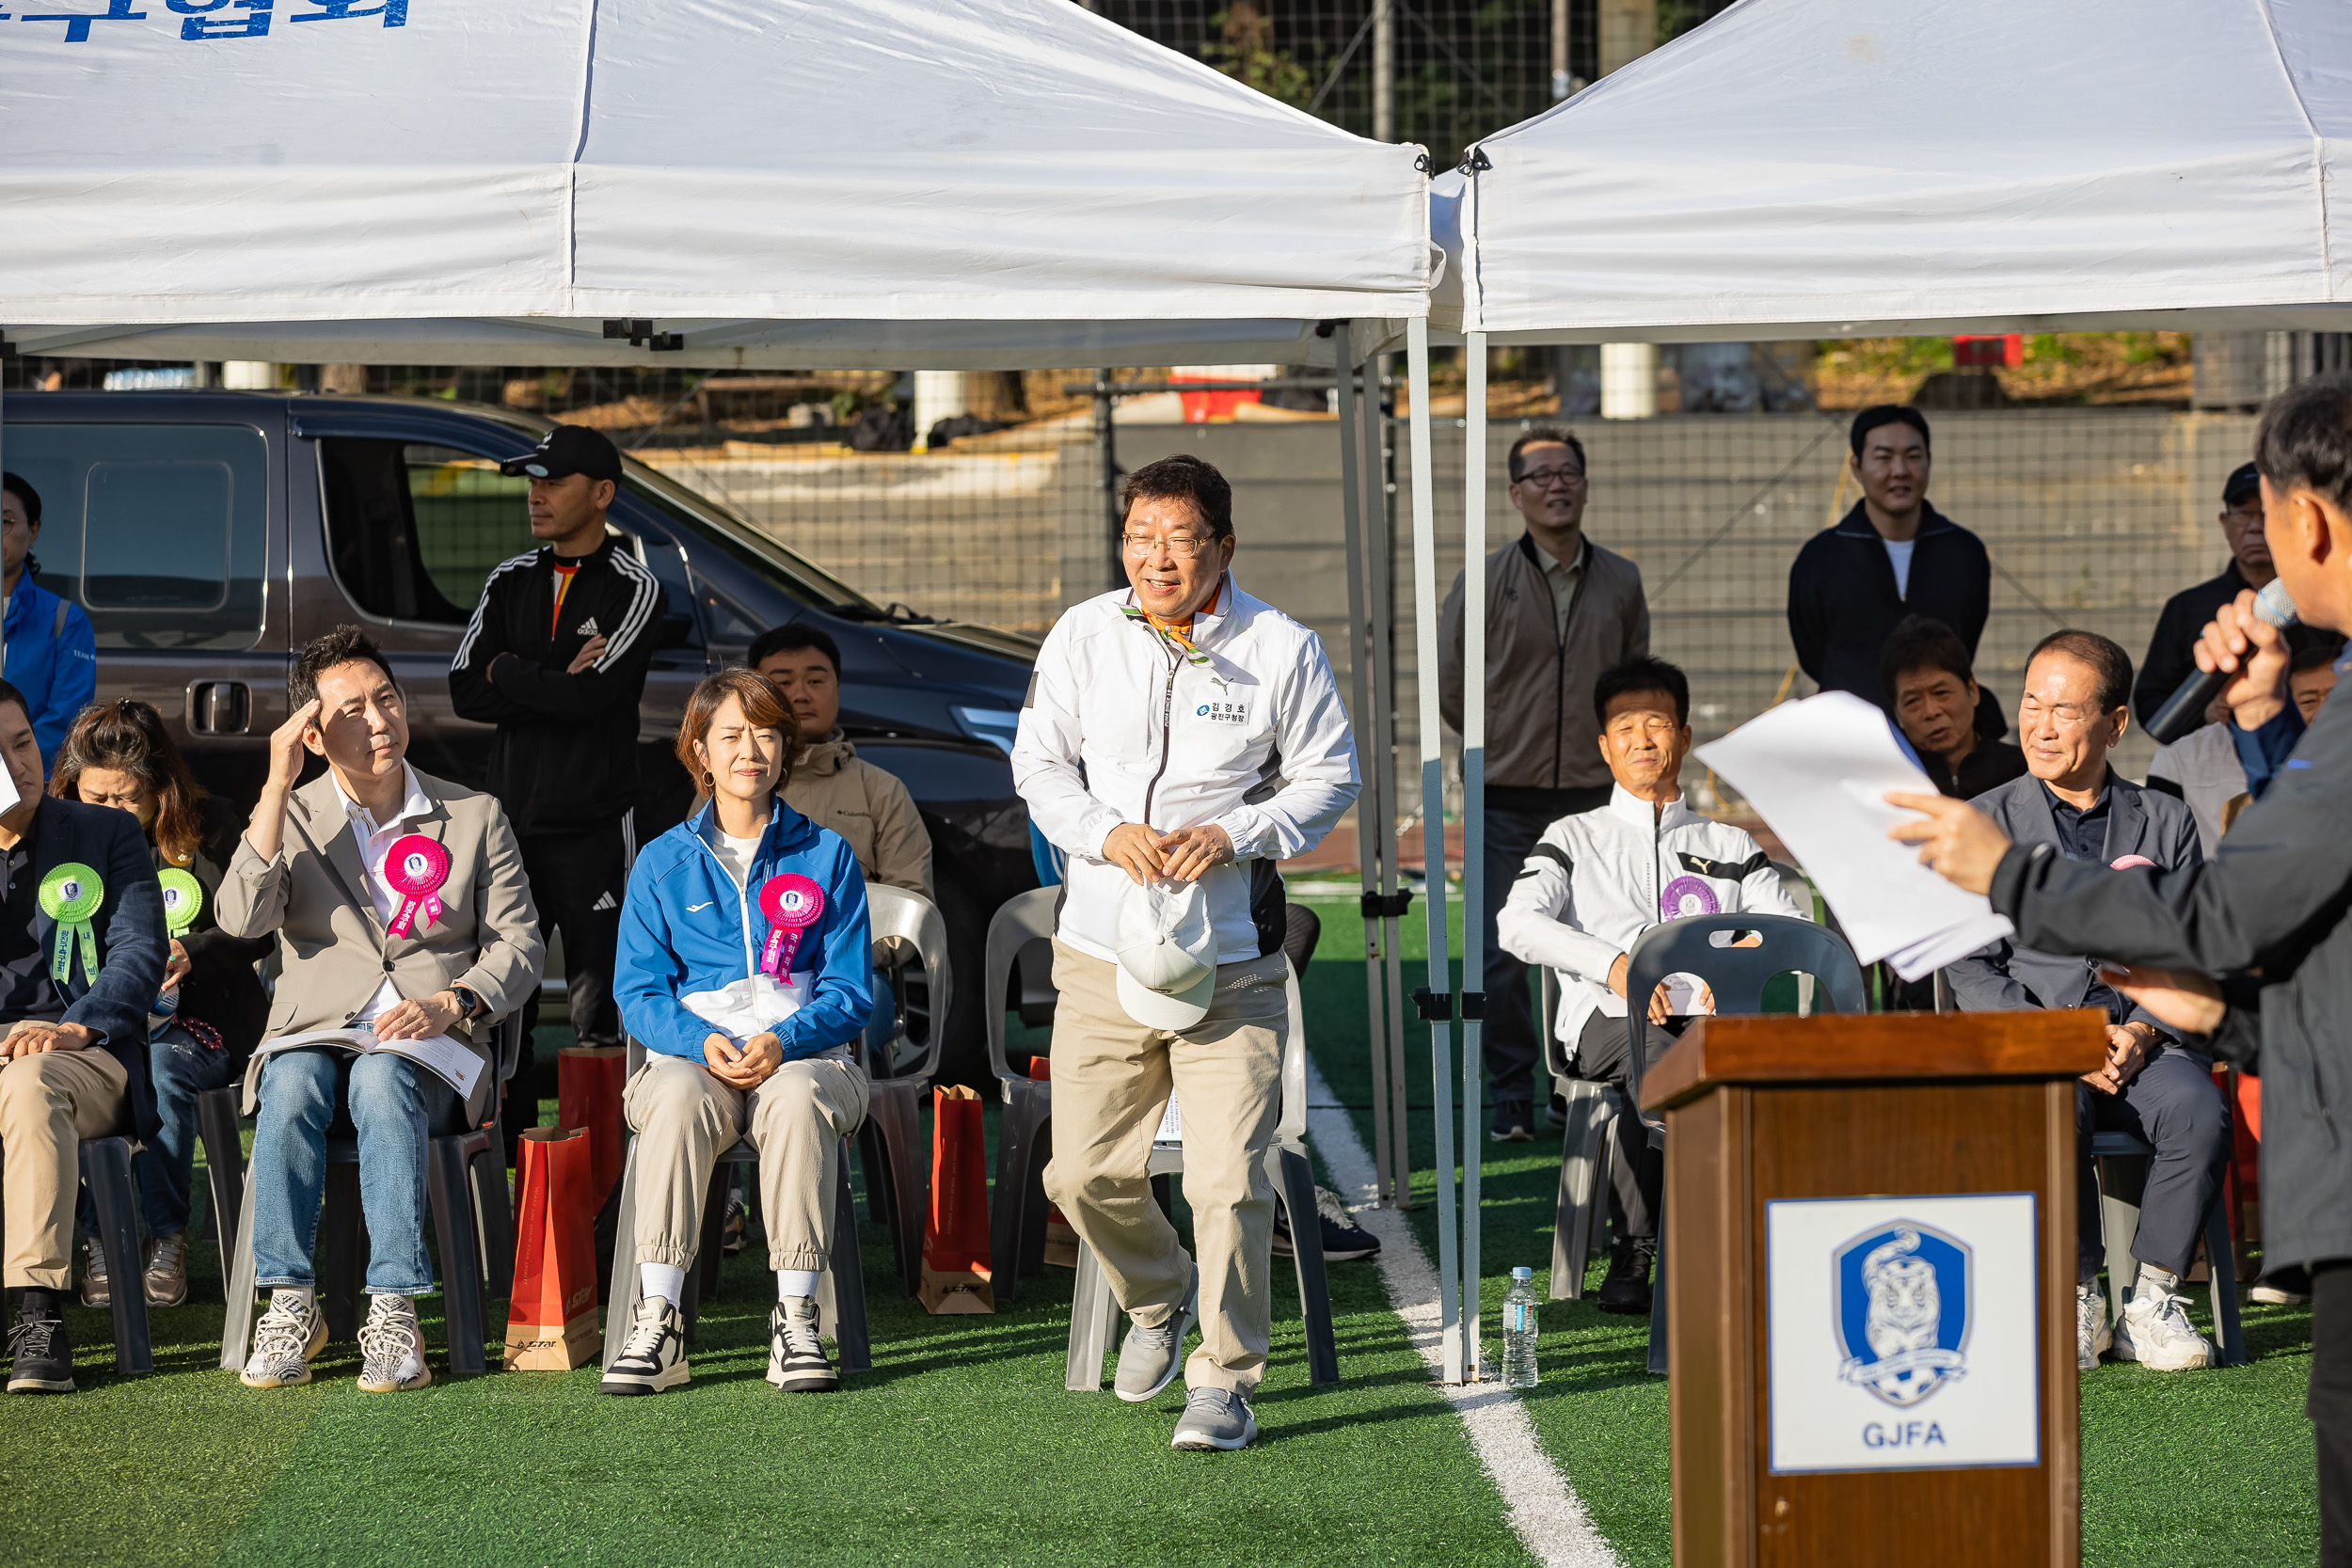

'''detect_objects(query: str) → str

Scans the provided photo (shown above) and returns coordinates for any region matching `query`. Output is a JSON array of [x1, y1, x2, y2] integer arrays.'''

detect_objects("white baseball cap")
[[1115, 877, 1216, 1029]]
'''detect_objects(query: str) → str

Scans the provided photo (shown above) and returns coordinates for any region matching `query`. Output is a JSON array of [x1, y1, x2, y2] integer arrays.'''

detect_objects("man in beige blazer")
[[218, 626, 540, 1394]]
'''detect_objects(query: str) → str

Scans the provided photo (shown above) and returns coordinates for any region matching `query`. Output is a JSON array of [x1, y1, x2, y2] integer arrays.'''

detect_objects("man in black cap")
[[449, 424, 664, 1059], [1788, 405, 2000, 735], [2133, 462, 2274, 727]]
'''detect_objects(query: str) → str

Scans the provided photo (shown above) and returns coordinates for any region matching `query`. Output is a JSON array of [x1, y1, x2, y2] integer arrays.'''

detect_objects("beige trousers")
[[0, 1047, 129, 1290], [624, 1047, 869, 1274], [1041, 940, 1287, 1394]]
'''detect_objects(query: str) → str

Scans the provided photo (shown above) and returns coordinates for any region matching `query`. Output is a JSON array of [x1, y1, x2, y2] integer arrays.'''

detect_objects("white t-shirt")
[[712, 831, 762, 889], [1883, 538, 1916, 599]]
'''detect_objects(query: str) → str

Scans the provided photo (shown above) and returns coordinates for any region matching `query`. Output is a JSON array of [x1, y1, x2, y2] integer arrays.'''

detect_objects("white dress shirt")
[[331, 763, 437, 1027]]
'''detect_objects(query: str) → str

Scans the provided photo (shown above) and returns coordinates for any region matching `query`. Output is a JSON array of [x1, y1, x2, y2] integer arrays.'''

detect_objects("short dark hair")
[[2026, 628, 2133, 714], [676, 668, 803, 789], [748, 622, 842, 677], [2255, 371, 2352, 516], [292, 625, 399, 706], [1593, 656, 1690, 730], [1851, 404, 1931, 458], [1508, 425, 1587, 483], [1119, 453, 1233, 540], [0, 680, 29, 730], [1878, 614, 1975, 700], [2291, 640, 2344, 676], [0, 472, 40, 528]]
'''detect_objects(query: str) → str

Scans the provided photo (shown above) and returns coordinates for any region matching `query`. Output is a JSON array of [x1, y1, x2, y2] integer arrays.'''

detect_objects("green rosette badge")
[[40, 863, 104, 985], [158, 867, 204, 940]]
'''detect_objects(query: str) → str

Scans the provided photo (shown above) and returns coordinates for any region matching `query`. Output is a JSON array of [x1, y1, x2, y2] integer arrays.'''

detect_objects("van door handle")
[[186, 681, 251, 736]]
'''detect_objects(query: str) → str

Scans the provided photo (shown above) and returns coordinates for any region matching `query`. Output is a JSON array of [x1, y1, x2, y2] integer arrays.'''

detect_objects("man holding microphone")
[[1891, 372, 2352, 1563]]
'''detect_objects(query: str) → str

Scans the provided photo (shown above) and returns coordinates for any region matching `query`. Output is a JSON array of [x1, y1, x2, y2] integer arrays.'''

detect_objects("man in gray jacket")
[[1943, 629, 2226, 1374], [1440, 425, 1647, 1141]]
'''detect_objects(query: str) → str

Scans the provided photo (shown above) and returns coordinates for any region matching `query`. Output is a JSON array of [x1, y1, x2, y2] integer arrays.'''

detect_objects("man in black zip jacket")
[[1892, 372, 2352, 1563], [450, 424, 663, 1056], [1788, 404, 2002, 737]]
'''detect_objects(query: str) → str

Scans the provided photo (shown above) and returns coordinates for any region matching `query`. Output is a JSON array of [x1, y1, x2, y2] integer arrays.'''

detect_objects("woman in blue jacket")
[[604, 668, 871, 1397]]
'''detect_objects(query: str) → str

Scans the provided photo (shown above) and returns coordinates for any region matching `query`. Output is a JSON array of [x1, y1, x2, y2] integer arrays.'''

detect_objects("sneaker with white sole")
[[1114, 1267, 1198, 1403], [143, 1232, 190, 1309], [356, 1294, 433, 1393], [78, 1236, 110, 1309], [767, 1296, 837, 1392], [1273, 1186, 1380, 1263], [2112, 1284, 2213, 1370], [2075, 1283, 2112, 1370], [241, 1289, 328, 1388], [600, 1294, 689, 1396], [1170, 1386, 1257, 1451]]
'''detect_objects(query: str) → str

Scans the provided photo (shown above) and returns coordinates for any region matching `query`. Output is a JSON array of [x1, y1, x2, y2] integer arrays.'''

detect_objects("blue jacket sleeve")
[[612, 858, 725, 1065], [69, 811, 167, 1051], [33, 603, 96, 768], [765, 846, 872, 1062], [2229, 705, 2304, 800]]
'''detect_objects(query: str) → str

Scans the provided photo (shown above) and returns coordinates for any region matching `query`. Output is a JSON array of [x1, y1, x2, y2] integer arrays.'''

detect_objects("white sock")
[[2137, 1263, 2180, 1298], [640, 1262, 686, 1307], [776, 1268, 819, 1301]]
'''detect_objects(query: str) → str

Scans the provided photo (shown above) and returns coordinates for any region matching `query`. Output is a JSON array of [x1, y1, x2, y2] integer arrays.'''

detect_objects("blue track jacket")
[[616, 798, 871, 1066], [5, 572, 96, 770]]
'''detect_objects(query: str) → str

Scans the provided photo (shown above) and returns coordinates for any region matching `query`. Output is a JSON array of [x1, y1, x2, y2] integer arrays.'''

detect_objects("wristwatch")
[[448, 985, 485, 1022]]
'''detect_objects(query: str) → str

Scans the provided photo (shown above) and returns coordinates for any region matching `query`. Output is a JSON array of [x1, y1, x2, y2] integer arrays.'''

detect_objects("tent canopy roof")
[[1441, 0, 2352, 342]]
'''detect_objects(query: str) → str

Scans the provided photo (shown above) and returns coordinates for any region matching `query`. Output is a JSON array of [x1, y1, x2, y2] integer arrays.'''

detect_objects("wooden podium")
[[1641, 1009, 2106, 1568]]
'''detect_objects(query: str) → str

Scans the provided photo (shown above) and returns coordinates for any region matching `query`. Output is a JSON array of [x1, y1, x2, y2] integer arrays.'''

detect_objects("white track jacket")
[[1012, 576, 1359, 965], [1497, 784, 1803, 1057]]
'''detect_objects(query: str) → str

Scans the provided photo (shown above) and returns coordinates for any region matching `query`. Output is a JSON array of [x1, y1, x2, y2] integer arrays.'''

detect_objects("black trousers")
[[2074, 1045, 2231, 1284], [2317, 1259, 2352, 1567], [1481, 787, 1610, 1111], [1573, 1010, 1687, 1244], [518, 821, 628, 1053]]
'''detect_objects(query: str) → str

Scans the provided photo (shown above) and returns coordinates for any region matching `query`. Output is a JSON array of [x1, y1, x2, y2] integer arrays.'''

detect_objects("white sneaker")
[[241, 1289, 328, 1388], [600, 1294, 689, 1396], [2113, 1285, 2214, 1370], [2075, 1284, 2112, 1370], [356, 1294, 433, 1393]]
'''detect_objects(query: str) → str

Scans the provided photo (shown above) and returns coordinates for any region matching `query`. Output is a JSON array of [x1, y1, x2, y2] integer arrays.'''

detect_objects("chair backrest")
[[865, 884, 954, 1086], [1624, 913, 1867, 1129], [985, 886, 1060, 1095]]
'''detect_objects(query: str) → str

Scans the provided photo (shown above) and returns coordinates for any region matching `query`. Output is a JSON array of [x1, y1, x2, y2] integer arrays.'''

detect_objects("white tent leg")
[[1405, 317, 1463, 1383], [1362, 350, 1410, 1208], [1460, 330, 1487, 1377]]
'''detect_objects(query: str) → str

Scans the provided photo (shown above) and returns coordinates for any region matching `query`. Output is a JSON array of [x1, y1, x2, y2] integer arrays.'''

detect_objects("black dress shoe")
[[7, 1291, 73, 1395], [1595, 1239, 1656, 1315]]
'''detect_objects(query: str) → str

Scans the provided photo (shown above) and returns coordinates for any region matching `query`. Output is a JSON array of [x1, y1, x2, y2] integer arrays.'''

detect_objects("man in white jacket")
[[1011, 454, 1359, 1452], [1498, 656, 1802, 1313]]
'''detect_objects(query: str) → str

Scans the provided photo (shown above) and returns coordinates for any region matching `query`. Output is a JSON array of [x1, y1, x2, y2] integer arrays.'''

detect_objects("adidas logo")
[[590, 892, 617, 911], [577, 616, 600, 636]]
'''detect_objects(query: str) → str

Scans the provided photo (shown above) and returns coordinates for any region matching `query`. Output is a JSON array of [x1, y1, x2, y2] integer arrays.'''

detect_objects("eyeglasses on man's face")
[[1516, 466, 1586, 490], [1121, 532, 1219, 559]]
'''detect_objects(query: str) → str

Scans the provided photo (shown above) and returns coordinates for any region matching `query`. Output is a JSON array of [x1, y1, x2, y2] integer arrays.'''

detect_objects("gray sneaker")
[[78, 1236, 110, 1309], [1171, 1386, 1257, 1451], [356, 1294, 433, 1393], [1114, 1268, 1198, 1403], [2075, 1283, 2111, 1370], [143, 1231, 190, 1309]]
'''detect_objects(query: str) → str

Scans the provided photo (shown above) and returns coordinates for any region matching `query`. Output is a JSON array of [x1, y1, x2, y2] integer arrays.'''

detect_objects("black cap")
[[2223, 461, 2262, 506], [499, 424, 622, 484]]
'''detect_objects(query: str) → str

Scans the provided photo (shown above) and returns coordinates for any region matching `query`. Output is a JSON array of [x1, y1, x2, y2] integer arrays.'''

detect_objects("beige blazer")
[[217, 767, 544, 1126]]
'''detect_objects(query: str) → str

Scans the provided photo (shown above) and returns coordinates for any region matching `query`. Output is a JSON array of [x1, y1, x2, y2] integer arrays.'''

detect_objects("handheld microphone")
[[2144, 578, 2298, 745]]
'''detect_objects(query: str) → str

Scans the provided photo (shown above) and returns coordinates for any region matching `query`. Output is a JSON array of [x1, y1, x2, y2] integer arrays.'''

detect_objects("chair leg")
[[1272, 1146, 1339, 1386], [826, 1151, 870, 1375], [2203, 1189, 2247, 1367], [992, 1089, 1049, 1304], [469, 1132, 516, 1313], [316, 1163, 368, 1343], [865, 1080, 927, 1298], [426, 1136, 487, 1376], [81, 1141, 152, 1375], [196, 1088, 245, 1277], [1549, 1085, 1606, 1301], [1065, 1240, 1122, 1391], [219, 1177, 262, 1371], [1019, 1117, 1055, 1277], [1646, 1203, 1669, 1376], [683, 1160, 731, 1345], [2097, 1154, 2147, 1325], [600, 1142, 642, 1372], [858, 1121, 891, 1227]]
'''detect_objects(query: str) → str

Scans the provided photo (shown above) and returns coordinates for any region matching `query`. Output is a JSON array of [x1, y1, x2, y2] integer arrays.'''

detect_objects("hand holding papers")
[[1693, 693, 2013, 980], [252, 1025, 485, 1100]]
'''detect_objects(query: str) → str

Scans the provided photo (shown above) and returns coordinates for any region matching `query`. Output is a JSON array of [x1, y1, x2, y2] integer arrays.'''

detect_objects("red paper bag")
[[558, 1045, 628, 1208], [919, 1085, 995, 1313], [504, 1127, 601, 1370]]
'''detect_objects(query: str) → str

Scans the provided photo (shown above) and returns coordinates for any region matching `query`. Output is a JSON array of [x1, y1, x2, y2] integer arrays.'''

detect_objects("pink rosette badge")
[[382, 834, 451, 938], [757, 874, 825, 978]]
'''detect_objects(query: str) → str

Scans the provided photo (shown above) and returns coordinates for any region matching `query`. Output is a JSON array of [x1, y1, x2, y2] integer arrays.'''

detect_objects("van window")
[[0, 423, 265, 650]]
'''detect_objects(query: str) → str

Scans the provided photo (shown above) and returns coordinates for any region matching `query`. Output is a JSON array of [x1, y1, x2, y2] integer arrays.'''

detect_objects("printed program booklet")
[[251, 1026, 484, 1099]]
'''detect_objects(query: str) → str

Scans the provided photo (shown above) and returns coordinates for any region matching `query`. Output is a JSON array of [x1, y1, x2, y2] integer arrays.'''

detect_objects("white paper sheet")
[[1155, 1095, 1183, 1145], [252, 1026, 485, 1100], [1694, 693, 2013, 981]]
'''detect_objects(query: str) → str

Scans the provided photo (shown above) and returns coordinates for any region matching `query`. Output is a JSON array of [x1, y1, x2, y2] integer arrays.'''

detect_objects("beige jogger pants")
[[624, 1047, 870, 1274], [0, 1047, 129, 1290], [1041, 939, 1287, 1394]]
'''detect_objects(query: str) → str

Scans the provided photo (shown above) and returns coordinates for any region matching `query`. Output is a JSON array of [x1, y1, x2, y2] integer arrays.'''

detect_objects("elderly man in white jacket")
[[1011, 453, 1359, 1452], [1499, 655, 1802, 1314]]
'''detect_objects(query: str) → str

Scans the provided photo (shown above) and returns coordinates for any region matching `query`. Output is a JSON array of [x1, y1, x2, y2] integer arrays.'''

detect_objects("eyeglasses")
[[1516, 467, 1586, 489], [1120, 533, 1219, 559]]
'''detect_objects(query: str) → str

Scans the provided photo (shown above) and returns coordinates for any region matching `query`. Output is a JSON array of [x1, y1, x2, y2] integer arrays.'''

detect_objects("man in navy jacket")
[[0, 679, 167, 1393]]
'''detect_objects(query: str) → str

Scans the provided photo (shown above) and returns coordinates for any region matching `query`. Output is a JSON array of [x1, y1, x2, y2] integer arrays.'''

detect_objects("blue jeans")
[[137, 1024, 242, 1236], [249, 1047, 462, 1295]]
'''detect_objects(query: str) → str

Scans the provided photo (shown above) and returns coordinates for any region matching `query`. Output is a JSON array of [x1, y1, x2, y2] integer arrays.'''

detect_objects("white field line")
[[1304, 1055, 1623, 1568]]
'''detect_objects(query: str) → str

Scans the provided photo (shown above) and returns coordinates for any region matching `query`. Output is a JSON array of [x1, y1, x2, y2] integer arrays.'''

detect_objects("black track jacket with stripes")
[[448, 536, 664, 837]]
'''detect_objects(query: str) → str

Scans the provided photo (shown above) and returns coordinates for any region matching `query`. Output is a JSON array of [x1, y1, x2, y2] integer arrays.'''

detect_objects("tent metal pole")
[[1094, 366, 1120, 591], [1364, 351, 1411, 1208], [1460, 330, 1487, 1376], [1405, 316, 1463, 1382], [1332, 324, 1396, 1207]]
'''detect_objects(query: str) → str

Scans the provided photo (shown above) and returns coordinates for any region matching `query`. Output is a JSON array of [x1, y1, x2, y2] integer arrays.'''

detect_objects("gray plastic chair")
[[859, 884, 954, 1296], [1537, 963, 1626, 1302], [2090, 1129, 2246, 1367], [599, 1037, 869, 1374], [1624, 914, 1867, 1375], [1062, 960, 1339, 1390], [984, 886, 1059, 1302], [71, 1134, 153, 1374]]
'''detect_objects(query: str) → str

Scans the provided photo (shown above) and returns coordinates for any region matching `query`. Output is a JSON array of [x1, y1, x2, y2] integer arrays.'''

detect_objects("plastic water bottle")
[[1503, 1266, 1540, 1388]]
